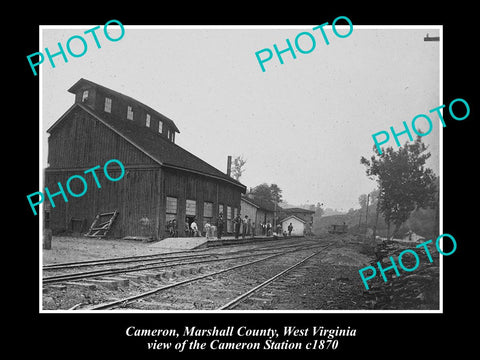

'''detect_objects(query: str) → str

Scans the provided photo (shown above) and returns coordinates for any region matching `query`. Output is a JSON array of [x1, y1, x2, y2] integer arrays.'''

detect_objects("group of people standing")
[[166, 218, 202, 238], [233, 214, 254, 240], [166, 214, 294, 239], [166, 215, 224, 239]]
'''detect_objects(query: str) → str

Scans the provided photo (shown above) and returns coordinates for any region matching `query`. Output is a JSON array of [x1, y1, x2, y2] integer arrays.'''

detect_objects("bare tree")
[[231, 155, 247, 181]]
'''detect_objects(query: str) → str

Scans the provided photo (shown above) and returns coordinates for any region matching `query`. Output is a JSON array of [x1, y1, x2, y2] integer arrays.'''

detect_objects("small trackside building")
[[44, 78, 246, 240], [280, 215, 306, 236], [278, 207, 315, 234]]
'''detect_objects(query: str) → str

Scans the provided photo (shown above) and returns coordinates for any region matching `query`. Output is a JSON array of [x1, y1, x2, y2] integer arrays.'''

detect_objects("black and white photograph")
[[38, 25, 442, 313], [15, 7, 476, 357]]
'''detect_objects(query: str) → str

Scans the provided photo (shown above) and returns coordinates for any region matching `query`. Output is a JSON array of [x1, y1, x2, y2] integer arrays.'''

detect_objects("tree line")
[[360, 136, 438, 240]]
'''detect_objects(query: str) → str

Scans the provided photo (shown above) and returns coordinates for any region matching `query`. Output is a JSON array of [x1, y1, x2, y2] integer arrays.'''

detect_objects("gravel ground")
[[41, 234, 439, 311]]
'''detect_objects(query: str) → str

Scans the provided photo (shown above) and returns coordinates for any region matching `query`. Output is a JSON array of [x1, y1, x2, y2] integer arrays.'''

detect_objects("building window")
[[146, 114, 151, 127], [204, 202, 213, 223], [82, 90, 89, 102], [219, 204, 224, 217], [158, 120, 163, 134], [104, 97, 112, 113], [186, 199, 196, 216], [167, 129, 171, 140], [166, 196, 178, 213], [166, 196, 178, 223], [127, 106, 134, 120]]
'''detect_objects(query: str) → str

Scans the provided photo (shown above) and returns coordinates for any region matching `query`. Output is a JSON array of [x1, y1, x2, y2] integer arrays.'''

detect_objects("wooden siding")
[[48, 108, 157, 168], [46, 107, 163, 238], [45, 167, 162, 239], [162, 167, 241, 236], [46, 104, 243, 239], [45, 157, 242, 239], [240, 199, 258, 225], [256, 208, 274, 227]]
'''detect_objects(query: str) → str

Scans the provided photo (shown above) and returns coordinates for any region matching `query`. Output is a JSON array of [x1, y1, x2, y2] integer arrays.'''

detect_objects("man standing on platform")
[[190, 218, 200, 237], [234, 213, 242, 239], [172, 219, 178, 237], [216, 213, 224, 240], [243, 215, 249, 239]]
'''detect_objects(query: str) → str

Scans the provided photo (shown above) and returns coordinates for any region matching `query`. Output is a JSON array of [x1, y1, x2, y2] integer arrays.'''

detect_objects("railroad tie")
[[142, 272, 164, 280], [87, 279, 119, 290], [64, 282, 97, 290], [100, 277, 130, 287]]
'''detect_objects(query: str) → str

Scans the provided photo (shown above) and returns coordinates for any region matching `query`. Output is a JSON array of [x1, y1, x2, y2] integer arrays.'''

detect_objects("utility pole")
[[365, 193, 370, 234], [274, 200, 277, 231], [358, 210, 362, 231], [372, 186, 382, 242]]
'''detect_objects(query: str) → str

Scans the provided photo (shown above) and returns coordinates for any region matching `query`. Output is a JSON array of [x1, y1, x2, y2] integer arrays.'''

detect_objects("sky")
[[40, 25, 441, 211]]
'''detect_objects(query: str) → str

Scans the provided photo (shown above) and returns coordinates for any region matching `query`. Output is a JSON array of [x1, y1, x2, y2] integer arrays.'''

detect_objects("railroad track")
[[44, 239, 318, 271], [218, 249, 328, 310], [43, 251, 211, 270], [87, 242, 334, 310], [42, 239, 320, 284]]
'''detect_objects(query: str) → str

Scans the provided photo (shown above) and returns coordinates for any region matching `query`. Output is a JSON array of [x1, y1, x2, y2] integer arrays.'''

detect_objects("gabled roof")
[[68, 78, 180, 133], [241, 196, 260, 209], [282, 207, 315, 214], [47, 103, 246, 191], [241, 195, 279, 212], [279, 215, 306, 224]]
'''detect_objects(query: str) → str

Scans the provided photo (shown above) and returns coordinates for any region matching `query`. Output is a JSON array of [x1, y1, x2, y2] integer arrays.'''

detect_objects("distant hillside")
[[313, 213, 355, 234], [278, 201, 297, 209], [323, 208, 347, 217], [313, 207, 437, 239]]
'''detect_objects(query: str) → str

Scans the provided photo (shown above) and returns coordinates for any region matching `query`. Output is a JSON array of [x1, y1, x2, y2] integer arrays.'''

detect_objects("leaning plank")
[[84, 210, 119, 238]]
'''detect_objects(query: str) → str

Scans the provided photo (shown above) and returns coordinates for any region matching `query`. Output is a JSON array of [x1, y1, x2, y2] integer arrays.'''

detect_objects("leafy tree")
[[250, 183, 273, 202], [360, 136, 437, 240], [312, 202, 324, 217], [369, 188, 380, 206], [270, 183, 282, 203], [250, 183, 283, 203]]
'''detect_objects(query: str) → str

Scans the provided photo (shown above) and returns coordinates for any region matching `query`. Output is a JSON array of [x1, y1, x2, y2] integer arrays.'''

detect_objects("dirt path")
[[43, 236, 173, 265]]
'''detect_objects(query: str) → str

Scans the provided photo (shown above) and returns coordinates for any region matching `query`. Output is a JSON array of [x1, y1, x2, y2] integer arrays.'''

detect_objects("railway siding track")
[[43, 240, 318, 271], [42, 239, 320, 284], [87, 243, 334, 311], [42, 240, 334, 310]]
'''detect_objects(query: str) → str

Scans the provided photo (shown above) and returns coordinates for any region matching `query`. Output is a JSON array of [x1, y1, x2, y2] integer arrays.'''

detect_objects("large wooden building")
[[45, 78, 246, 239]]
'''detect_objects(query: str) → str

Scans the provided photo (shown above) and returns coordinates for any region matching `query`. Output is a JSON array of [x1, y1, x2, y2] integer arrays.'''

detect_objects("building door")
[[186, 199, 197, 236]]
